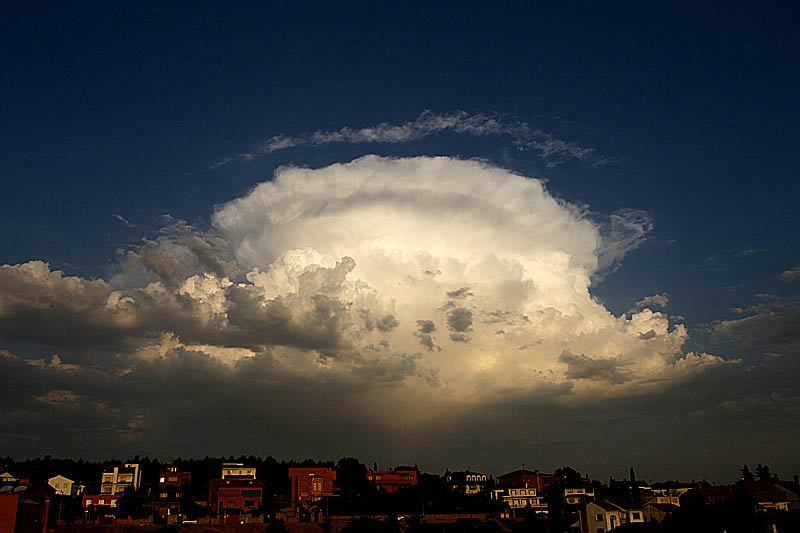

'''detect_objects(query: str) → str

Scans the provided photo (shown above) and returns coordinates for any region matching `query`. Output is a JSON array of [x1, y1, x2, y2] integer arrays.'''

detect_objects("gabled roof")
[[743, 481, 791, 503], [604, 497, 643, 511], [592, 500, 625, 512]]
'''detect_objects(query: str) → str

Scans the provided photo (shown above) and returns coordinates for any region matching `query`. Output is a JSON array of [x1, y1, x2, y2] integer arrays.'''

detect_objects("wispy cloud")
[[112, 214, 138, 228], [215, 111, 606, 169]]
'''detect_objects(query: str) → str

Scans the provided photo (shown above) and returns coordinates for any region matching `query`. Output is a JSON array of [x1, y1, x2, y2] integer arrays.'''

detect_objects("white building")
[[221, 462, 256, 479], [48, 474, 83, 496], [564, 486, 595, 505], [583, 500, 644, 533], [100, 463, 140, 495], [503, 486, 548, 516]]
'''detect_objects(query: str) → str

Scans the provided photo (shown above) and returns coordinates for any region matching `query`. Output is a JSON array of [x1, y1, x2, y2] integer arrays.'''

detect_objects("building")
[[209, 478, 263, 516], [367, 468, 418, 494], [564, 486, 595, 506], [0, 472, 18, 485], [288, 468, 336, 505], [648, 482, 695, 506], [82, 463, 140, 516], [81, 493, 122, 512], [643, 502, 678, 524], [209, 462, 262, 519], [583, 500, 644, 533], [100, 463, 141, 495], [160, 466, 192, 487], [496, 469, 558, 492], [445, 470, 489, 496], [0, 485, 50, 533], [741, 481, 791, 512], [221, 463, 256, 480], [679, 485, 735, 507], [502, 486, 548, 517], [48, 475, 83, 496], [153, 466, 193, 520]]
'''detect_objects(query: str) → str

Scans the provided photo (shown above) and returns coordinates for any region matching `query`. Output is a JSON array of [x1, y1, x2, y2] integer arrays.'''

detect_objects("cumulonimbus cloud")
[[0, 156, 729, 412]]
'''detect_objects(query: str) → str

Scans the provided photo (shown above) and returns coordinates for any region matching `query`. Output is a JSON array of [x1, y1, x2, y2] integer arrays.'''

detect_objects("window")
[[596, 514, 604, 521], [159, 492, 168, 498], [244, 500, 254, 507], [632, 512, 641, 520]]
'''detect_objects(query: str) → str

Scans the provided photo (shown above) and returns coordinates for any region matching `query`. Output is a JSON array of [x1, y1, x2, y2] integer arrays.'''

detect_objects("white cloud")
[[223, 111, 604, 168], [779, 265, 800, 283], [629, 292, 670, 313], [0, 157, 725, 425], [211, 156, 713, 401]]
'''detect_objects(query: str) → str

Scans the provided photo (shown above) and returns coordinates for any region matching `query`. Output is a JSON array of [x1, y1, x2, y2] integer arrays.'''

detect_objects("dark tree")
[[754, 464, 773, 481]]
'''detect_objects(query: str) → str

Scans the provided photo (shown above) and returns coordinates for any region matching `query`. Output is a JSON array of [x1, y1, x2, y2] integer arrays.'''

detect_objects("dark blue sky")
[[1, 2, 798, 478]]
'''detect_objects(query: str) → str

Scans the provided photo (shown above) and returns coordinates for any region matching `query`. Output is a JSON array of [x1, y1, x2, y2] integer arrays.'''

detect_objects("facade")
[[742, 481, 790, 512], [643, 502, 678, 524], [0, 485, 50, 533], [648, 483, 694, 506], [445, 470, 489, 495], [100, 463, 140, 495], [288, 467, 337, 504], [81, 493, 122, 511], [583, 500, 644, 533], [160, 466, 192, 486], [154, 466, 193, 519], [366, 469, 418, 494], [209, 463, 262, 516], [564, 486, 595, 506], [221, 463, 256, 480], [209, 478, 263, 515], [503, 486, 547, 516], [48, 475, 82, 496], [496, 469, 557, 492]]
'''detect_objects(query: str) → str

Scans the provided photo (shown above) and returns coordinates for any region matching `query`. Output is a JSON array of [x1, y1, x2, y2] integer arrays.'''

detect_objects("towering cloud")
[[0, 156, 734, 462]]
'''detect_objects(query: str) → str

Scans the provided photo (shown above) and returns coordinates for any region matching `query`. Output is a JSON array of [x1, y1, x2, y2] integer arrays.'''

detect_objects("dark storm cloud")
[[359, 309, 399, 332], [558, 351, 631, 384], [0, 255, 367, 356], [446, 307, 473, 343], [715, 293, 800, 353], [375, 315, 400, 332], [414, 320, 439, 351], [114, 219, 233, 288], [446, 307, 473, 333], [446, 287, 473, 299]]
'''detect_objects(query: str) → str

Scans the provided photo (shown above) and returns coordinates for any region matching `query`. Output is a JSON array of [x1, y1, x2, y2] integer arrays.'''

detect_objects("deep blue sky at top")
[[1, 1, 798, 357]]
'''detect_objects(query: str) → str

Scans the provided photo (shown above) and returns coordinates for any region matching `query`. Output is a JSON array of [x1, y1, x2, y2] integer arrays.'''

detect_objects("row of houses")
[[4, 463, 800, 530]]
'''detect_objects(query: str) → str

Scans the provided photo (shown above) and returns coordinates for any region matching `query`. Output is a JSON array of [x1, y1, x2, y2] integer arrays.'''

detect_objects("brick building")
[[209, 463, 263, 517], [288, 468, 336, 505], [0, 485, 50, 533], [367, 468, 418, 494]]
